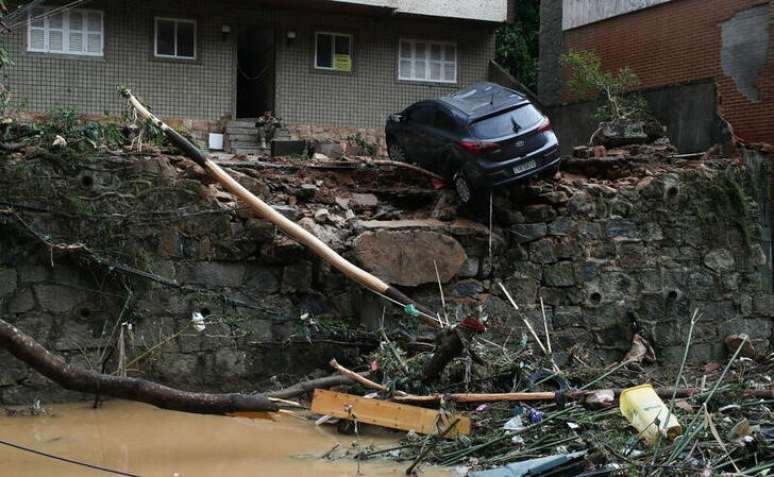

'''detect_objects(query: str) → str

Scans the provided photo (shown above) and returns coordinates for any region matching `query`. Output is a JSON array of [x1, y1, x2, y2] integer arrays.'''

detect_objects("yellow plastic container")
[[619, 384, 682, 445]]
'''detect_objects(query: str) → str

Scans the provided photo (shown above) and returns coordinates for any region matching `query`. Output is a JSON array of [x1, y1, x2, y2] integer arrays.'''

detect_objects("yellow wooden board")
[[310, 389, 471, 438]]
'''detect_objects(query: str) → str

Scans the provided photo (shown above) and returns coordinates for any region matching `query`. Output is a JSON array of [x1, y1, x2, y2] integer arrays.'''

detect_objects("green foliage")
[[495, 0, 540, 91], [347, 132, 377, 156], [560, 49, 649, 122]]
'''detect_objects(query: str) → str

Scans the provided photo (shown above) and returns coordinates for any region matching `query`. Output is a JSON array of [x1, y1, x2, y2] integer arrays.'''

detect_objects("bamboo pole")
[[120, 89, 442, 330]]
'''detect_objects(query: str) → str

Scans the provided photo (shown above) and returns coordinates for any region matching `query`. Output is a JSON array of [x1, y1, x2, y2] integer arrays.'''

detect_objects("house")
[[538, 0, 774, 151], [4, 0, 513, 154]]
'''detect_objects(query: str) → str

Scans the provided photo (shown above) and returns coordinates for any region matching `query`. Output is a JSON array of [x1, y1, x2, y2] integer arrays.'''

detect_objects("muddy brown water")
[[0, 401, 453, 476]]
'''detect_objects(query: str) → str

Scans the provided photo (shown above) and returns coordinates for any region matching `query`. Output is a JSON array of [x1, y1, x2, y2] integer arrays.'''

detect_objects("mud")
[[0, 401, 451, 477]]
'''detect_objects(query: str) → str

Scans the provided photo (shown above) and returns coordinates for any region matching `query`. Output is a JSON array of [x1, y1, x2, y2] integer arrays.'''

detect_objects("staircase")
[[225, 118, 292, 156]]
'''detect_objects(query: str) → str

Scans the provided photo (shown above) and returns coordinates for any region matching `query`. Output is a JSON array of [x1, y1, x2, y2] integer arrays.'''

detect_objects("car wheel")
[[388, 141, 408, 163], [454, 172, 472, 204]]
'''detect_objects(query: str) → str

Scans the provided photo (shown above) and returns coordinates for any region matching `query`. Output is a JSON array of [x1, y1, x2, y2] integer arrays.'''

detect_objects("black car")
[[385, 82, 560, 202]]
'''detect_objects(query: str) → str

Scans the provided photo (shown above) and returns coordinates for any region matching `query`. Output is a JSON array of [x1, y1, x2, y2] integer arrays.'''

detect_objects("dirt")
[[0, 400, 452, 477]]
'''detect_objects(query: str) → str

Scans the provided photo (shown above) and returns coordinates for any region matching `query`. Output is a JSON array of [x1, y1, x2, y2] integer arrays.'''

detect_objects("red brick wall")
[[564, 0, 773, 144]]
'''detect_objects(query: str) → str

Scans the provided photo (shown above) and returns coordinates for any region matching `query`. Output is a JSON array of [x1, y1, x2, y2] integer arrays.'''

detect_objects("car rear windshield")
[[470, 105, 544, 139]]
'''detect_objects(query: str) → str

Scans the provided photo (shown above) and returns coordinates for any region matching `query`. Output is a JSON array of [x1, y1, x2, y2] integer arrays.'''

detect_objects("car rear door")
[[402, 103, 436, 168], [428, 106, 461, 176]]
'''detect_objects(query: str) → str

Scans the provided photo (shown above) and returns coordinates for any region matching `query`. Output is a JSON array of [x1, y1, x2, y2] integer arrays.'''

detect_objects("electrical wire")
[[0, 438, 141, 477], [5, 0, 93, 32]]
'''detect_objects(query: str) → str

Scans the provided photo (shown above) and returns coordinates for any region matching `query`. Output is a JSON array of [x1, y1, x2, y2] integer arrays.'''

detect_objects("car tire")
[[454, 172, 473, 204], [387, 140, 409, 163]]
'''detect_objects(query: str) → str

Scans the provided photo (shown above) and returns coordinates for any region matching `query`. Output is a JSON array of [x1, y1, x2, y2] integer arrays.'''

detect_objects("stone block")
[[719, 317, 772, 340], [544, 261, 575, 287], [523, 205, 557, 222], [16, 265, 50, 283], [457, 257, 479, 278], [605, 220, 637, 239], [577, 222, 603, 240], [8, 288, 36, 313], [0, 268, 18, 297], [753, 294, 774, 316], [553, 306, 583, 328], [34, 284, 87, 313], [510, 223, 547, 244], [704, 249, 735, 273], [351, 193, 379, 209], [529, 238, 558, 264], [177, 262, 246, 288], [244, 268, 280, 293], [282, 261, 313, 292], [353, 230, 466, 287], [271, 139, 307, 157], [547, 216, 574, 236]]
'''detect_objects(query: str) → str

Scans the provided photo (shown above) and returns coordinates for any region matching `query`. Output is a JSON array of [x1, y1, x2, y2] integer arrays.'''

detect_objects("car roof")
[[437, 82, 528, 121]]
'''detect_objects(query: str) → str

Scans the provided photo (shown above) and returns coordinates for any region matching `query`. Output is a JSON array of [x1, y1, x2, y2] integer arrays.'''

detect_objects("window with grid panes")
[[154, 17, 196, 59], [27, 6, 103, 56], [315, 32, 352, 71], [398, 39, 456, 83]]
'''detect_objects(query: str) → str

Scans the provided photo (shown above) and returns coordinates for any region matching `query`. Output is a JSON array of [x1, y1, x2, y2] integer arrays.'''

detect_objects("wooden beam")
[[310, 389, 471, 438]]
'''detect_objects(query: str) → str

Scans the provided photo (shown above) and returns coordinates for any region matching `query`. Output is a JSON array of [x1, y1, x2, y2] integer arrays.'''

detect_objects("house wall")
[[4, 0, 495, 134], [539, 0, 774, 145], [334, 0, 509, 22]]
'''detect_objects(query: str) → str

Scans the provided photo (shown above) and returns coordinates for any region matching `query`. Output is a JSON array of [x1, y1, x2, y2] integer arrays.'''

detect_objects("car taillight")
[[537, 118, 553, 133], [458, 140, 500, 156]]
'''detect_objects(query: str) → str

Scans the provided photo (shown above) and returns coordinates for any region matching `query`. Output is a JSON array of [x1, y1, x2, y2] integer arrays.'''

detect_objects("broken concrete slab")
[[353, 230, 467, 286]]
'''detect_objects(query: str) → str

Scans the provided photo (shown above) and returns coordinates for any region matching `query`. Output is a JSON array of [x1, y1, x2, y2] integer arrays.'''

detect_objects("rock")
[[334, 197, 351, 209], [312, 152, 330, 161], [298, 217, 346, 250], [177, 262, 246, 287], [52, 135, 67, 148], [524, 205, 557, 222], [543, 261, 575, 287], [431, 190, 458, 221], [34, 284, 87, 313], [724, 333, 755, 358], [314, 208, 330, 223], [8, 288, 35, 313], [529, 238, 558, 264], [605, 220, 637, 239], [297, 183, 318, 200], [704, 249, 735, 273], [510, 223, 547, 244], [313, 140, 344, 159], [353, 230, 467, 286], [593, 120, 649, 147], [243, 268, 280, 293], [281, 261, 313, 292], [457, 257, 480, 278], [351, 193, 379, 209], [272, 205, 301, 221], [449, 279, 484, 299], [0, 268, 18, 297]]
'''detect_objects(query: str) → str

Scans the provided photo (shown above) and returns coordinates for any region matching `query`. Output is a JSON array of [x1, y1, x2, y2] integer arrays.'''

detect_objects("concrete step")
[[228, 135, 260, 144], [226, 125, 258, 134]]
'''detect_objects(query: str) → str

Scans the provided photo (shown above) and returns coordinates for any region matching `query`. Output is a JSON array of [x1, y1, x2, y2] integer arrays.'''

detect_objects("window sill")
[[396, 78, 458, 87], [24, 51, 105, 61], [150, 55, 201, 65]]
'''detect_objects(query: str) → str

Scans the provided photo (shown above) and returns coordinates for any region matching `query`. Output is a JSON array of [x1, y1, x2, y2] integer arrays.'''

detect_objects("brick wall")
[[4, 0, 495, 131], [563, 0, 773, 144]]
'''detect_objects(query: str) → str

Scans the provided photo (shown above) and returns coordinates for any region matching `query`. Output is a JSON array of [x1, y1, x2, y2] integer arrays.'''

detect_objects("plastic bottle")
[[619, 384, 682, 445]]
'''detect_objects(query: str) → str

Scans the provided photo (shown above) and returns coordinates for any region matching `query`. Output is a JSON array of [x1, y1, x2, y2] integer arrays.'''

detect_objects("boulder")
[[353, 230, 467, 286]]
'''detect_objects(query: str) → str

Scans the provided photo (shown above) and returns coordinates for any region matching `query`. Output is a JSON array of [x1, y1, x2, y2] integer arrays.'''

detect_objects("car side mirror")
[[389, 114, 404, 123]]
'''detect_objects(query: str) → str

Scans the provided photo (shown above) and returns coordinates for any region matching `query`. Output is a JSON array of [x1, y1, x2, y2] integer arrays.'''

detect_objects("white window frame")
[[154, 17, 197, 60], [314, 31, 353, 71], [27, 7, 104, 56], [398, 39, 457, 84]]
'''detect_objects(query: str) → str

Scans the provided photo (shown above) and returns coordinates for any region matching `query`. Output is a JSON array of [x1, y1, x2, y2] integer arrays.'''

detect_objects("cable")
[[0, 438, 141, 477], [5, 0, 93, 32]]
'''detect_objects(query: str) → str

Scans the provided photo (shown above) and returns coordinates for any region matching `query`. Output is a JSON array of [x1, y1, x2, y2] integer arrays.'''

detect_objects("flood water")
[[0, 401, 453, 477]]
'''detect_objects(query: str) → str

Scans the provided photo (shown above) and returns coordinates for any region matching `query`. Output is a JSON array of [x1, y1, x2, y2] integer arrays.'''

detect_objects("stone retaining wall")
[[0, 151, 771, 404]]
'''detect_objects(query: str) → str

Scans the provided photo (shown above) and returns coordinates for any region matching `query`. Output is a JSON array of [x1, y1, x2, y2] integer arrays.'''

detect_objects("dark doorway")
[[236, 27, 275, 118]]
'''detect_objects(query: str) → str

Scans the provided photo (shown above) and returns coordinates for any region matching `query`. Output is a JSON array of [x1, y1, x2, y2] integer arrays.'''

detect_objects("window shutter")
[[69, 11, 84, 53]]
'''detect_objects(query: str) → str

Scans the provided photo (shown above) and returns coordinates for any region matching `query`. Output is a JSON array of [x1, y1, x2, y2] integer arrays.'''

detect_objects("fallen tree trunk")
[[267, 371, 370, 399], [0, 318, 277, 414]]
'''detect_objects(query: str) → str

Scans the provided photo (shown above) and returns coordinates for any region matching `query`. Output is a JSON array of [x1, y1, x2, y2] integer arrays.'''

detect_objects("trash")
[[310, 389, 471, 437], [619, 384, 682, 445], [526, 407, 544, 424], [52, 134, 67, 148], [191, 311, 206, 332], [468, 451, 587, 477], [583, 389, 614, 409], [503, 415, 524, 432]]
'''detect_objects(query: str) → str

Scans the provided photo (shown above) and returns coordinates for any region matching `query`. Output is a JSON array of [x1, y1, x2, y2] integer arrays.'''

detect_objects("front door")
[[236, 27, 275, 118]]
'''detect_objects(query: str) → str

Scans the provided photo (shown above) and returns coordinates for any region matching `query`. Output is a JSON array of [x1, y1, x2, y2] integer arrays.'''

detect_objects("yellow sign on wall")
[[334, 54, 352, 72]]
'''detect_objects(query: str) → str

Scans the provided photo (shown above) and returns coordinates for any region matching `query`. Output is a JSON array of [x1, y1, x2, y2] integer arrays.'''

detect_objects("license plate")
[[513, 160, 537, 175]]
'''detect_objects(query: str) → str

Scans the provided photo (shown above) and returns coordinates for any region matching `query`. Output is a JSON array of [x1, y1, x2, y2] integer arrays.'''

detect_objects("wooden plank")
[[310, 389, 471, 438]]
